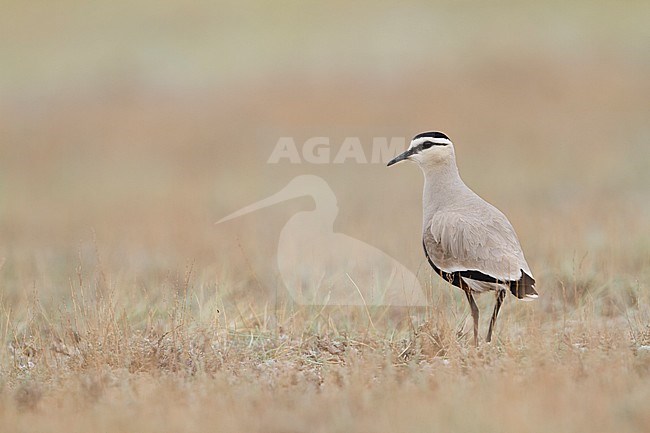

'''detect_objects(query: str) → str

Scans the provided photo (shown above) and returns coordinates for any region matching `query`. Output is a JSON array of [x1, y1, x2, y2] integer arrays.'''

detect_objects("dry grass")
[[1, 1, 649, 432], [2, 271, 650, 433]]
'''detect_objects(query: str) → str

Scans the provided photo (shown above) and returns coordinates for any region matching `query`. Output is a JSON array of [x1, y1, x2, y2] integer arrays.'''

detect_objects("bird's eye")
[[422, 141, 434, 149]]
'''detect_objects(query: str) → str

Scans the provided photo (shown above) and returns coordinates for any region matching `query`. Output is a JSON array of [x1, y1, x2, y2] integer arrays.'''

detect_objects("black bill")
[[387, 148, 415, 167]]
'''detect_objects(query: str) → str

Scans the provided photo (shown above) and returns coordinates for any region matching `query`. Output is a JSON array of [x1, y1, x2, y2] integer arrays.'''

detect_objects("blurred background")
[[0, 1, 648, 314]]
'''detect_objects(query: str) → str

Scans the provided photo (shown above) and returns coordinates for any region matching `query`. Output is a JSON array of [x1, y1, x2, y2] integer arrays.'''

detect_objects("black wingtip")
[[510, 271, 538, 300]]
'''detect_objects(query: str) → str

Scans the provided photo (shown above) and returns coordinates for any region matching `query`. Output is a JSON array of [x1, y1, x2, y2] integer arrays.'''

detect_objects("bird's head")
[[387, 131, 455, 167]]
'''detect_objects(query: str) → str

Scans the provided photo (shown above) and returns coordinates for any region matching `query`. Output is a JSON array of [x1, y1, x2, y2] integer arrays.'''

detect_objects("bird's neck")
[[420, 159, 466, 230]]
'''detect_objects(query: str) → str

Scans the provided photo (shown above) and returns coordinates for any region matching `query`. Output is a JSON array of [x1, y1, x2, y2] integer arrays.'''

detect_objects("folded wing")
[[424, 210, 537, 299]]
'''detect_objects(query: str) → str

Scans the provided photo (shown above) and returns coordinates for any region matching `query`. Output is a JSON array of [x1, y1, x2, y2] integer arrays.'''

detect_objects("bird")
[[387, 131, 537, 346], [217, 175, 427, 307]]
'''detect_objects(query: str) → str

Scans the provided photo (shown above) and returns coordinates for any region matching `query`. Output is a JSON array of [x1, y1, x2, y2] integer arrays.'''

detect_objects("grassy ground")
[[1, 1, 649, 432]]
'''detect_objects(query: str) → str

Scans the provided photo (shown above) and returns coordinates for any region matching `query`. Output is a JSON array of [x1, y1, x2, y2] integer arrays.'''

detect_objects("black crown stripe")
[[413, 131, 450, 141]]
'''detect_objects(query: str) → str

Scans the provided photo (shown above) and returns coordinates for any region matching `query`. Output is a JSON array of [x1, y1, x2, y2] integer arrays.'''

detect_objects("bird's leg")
[[464, 290, 479, 347], [486, 289, 506, 343]]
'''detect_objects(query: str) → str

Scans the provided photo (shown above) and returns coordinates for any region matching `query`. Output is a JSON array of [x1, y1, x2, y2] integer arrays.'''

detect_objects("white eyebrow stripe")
[[409, 137, 453, 149]]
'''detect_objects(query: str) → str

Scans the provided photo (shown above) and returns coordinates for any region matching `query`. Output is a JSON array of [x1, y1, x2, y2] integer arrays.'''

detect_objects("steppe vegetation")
[[1, 1, 648, 431]]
